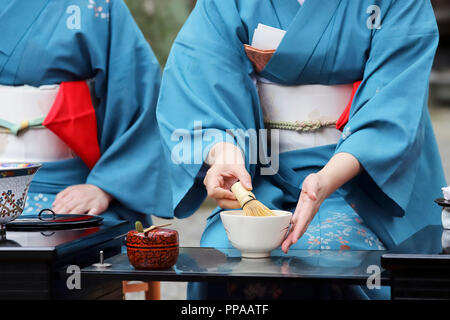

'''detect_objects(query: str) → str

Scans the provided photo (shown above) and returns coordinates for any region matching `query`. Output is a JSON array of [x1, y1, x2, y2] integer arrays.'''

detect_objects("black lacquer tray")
[[6, 209, 103, 231]]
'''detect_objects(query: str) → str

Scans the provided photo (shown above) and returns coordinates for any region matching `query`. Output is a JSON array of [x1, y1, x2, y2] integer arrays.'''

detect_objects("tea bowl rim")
[[220, 209, 293, 219]]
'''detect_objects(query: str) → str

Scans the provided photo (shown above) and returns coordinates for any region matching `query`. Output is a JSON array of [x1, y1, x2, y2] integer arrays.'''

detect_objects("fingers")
[[203, 160, 254, 211], [52, 199, 70, 213], [52, 195, 74, 211], [234, 166, 252, 190], [53, 189, 77, 212], [204, 172, 237, 206], [53, 187, 73, 205], [88, 207, 100, 215], [207, 187, 236, 201], [216, 199, 241, 209], [281, 223, 307, 254], [54, 200, 99, 215], [204, 163, 252, 199], [53, 198, 86, 214], [282, 219, 308, 254], [51, 185, 111, 215], [282, 194, 318, 253], [290, 214, 311, 244], [281, 235, 295, 254], [203, 167, 221, 193], [67, 204, 89, 215]]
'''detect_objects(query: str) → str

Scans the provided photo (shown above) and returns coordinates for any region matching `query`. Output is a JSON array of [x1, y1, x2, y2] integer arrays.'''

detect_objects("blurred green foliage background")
[[125, 0, 196, 66]]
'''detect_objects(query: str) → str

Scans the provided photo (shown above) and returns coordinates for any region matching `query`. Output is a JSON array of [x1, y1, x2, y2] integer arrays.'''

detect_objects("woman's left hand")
[[52, 184, 113, 215], [281, 153, 362, 253], [281, 173, 330, 253]]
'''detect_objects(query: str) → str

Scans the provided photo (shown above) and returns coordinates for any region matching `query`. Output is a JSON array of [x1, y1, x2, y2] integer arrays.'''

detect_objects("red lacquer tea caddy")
[[126, 228, 179, 270]]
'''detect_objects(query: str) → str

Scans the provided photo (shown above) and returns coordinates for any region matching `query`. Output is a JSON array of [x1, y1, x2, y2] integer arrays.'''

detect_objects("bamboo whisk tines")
[[230, 181, 275, 216]]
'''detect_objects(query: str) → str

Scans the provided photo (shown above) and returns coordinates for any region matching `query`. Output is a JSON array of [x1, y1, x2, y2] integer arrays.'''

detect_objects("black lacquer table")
[[381, 225, 450, 300], [6, 222, 444, 300], [81, 225, 450, 300], [0, 219, 129, 300], [82, 247, 390, 291]]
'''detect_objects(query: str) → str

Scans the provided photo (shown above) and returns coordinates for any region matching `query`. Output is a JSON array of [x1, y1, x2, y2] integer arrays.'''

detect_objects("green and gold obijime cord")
[[264, 119, 337, 133], [1, 117, 336, 135], [0, 116, 46, 135]]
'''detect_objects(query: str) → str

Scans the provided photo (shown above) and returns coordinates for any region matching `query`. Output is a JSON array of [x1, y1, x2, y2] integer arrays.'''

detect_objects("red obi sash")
[[43, 81, 100, 169]]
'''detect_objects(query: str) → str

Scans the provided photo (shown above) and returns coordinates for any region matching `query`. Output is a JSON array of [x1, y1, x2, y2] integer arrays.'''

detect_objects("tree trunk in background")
[[125, 0, 195, 66]]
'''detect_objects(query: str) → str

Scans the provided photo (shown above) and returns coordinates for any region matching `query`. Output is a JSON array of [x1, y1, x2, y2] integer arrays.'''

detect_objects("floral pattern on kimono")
[[23, 193, 55, 215], [303, 211, 386, 251], [88, 0, 110, 20]]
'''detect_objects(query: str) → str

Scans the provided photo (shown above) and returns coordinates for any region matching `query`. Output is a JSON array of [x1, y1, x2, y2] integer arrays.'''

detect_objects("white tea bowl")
[[220, 210, 292, 258]]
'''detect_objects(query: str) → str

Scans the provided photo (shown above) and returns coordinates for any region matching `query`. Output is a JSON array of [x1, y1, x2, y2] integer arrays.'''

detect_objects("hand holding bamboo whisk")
[[230, 181, 276, 216]]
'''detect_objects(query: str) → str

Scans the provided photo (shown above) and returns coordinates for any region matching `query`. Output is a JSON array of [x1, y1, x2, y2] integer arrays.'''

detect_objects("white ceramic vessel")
[[442, 230, 450, 253], [442, 207, 450, 230], [220, 210, 292, 258]]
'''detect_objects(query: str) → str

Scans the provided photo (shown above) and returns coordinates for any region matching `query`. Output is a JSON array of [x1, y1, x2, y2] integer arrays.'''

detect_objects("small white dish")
[[220, 210, 292, 258]]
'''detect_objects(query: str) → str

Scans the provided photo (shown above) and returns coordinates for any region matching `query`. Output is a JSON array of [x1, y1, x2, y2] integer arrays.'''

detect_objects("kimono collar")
[[0, 0, 50, 56], [260, 0, 342, 84]]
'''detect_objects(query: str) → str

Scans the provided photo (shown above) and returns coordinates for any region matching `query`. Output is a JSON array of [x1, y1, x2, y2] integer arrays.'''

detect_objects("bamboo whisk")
[[230, 181, 276, 216]]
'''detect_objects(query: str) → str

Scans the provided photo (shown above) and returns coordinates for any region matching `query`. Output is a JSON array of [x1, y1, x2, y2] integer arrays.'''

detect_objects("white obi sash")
[[257, 81, 352, 153], [0, 84, 75, 163]]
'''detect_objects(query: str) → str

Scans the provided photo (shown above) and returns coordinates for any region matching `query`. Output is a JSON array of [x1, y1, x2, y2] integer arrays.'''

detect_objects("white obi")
[[257, 80, 353, 153], [0, 84, 75, 163]]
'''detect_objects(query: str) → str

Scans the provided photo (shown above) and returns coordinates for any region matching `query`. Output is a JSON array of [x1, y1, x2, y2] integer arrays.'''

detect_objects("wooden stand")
[[122, 281, 161, 300]]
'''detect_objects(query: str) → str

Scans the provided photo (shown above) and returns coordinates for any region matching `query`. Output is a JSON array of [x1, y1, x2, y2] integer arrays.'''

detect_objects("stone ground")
[[127, 103, 450, 300]]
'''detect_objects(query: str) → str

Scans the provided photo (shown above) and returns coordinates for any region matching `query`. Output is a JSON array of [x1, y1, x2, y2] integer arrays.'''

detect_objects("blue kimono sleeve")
[[335, 0, 440, 217], [84, 0, 172, 218], [157, 0, 261, 218]]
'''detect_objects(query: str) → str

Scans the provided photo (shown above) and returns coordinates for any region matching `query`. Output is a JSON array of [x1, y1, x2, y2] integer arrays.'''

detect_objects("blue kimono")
[[0, 0, 172, 225], [157, 0, 446, 299]]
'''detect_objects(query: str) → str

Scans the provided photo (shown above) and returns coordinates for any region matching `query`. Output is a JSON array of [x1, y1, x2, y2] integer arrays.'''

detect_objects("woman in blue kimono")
[[0, 0, 171, 225], [157, 0, 446, 299]]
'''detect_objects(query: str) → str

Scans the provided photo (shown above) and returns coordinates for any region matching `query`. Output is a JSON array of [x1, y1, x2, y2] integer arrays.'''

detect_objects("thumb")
[[234, 166, 252, 190]]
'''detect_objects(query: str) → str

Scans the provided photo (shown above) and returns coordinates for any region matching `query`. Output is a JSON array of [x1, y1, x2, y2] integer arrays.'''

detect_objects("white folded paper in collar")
[[251, 24, 286, 51]]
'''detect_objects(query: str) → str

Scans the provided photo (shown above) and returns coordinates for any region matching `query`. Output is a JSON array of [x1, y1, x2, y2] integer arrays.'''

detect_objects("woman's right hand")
[[203, 142, 252, 209]]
